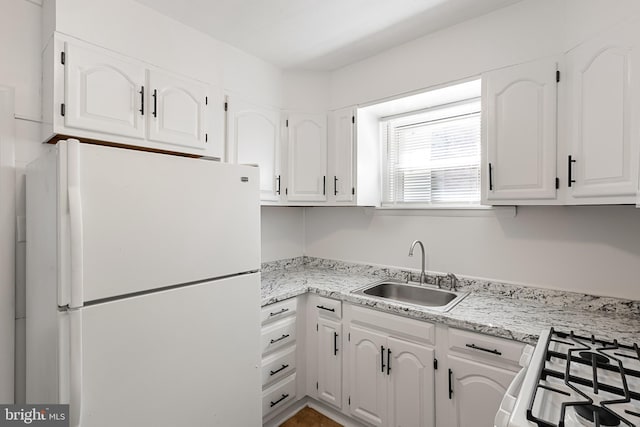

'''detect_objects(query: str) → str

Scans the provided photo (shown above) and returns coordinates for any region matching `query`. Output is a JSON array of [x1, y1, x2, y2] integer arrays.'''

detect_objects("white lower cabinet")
[[347, 305, 436, 427], [445, 356, 516, 427], [441, 328, 524, 427], [307, 295, 343, 410]]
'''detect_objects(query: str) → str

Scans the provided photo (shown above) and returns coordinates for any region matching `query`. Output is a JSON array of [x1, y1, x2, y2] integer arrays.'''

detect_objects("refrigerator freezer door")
[[69, 273, 261, 427], [66, 140, 260, 304]]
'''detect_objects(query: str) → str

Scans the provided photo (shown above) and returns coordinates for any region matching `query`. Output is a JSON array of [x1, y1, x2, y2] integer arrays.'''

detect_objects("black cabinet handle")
[[276, 175, 281, 195], [488, 163, 493, 191], [387, 348, 391, 375], [334, 176, 338, 196], [270, 393, 289, 408], [269, 364, 289, 376], [334, 332, 338, 355], [381, 346, 386, 373], [268, 308, 289, 317], [568, 155, 576, 187], [270, 334, 289, 344], [448, 369, 453, 399], [139, 86, 144, 115], [465, 343, 502, 355], [152, 89, 158, 118], [323, 176, 326, 195], [316, 305, 335, 312]]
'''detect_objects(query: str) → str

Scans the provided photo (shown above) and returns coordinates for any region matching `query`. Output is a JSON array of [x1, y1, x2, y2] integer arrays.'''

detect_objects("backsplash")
[[261, 256, 640, 316]]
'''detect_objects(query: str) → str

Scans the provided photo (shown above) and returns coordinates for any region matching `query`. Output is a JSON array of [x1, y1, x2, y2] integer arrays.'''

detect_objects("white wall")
[[299, 0, 640, 300], [282, 71, 331, 112], [304, 206, 640, 300], [261, 207, 305, 263]]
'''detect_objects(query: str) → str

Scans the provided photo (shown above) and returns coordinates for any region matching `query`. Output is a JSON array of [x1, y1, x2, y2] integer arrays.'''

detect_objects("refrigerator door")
[[65, 273, 261, 427], [62, 140, 260, 305]]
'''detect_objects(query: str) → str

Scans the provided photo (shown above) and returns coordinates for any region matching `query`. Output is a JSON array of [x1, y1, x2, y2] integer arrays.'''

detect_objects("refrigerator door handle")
[[67, 139, 84, 308], [69, 309, 83, 427]]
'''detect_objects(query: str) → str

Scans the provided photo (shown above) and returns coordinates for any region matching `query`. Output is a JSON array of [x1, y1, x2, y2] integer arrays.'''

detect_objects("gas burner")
[[578, 351, 610, 366], [574, 404, 620, 426]]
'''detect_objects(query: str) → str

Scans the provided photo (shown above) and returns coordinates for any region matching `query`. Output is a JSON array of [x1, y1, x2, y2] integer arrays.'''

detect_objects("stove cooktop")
[[527, 328, 640, 427]]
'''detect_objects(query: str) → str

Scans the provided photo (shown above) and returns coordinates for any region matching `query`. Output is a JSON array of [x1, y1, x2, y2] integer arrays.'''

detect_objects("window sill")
[[372, 205, 517, 218]]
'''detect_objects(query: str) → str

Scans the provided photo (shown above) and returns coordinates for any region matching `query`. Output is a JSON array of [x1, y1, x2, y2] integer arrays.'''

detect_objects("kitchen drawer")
[[261, 298, 297, 325], [261, 345, 296, 387], [448, 328, 524, 367], [262, 372, 296, 418], [261, 317, 296, 355], [311, 296, 342, 320], [349, 304, 435, 345]]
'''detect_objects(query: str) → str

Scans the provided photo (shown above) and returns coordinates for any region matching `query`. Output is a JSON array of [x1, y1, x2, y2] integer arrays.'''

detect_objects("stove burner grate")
[[526, 328, 639, 427]]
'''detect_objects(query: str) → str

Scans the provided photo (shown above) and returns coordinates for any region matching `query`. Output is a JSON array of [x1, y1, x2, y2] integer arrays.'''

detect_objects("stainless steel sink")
[[353, 279, 468, 312]]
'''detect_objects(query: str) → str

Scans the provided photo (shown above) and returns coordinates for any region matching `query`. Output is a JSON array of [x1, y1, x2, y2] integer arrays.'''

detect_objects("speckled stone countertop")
[[261, 257, 640, 345]]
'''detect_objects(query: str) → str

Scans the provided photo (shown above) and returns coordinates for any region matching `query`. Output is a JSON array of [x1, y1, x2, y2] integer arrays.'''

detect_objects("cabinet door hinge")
[[316, 323, 318, 332], [285, 188, 288, 195], [351, 115, 355, 124], [348, 396, 351, 405], [348, 332, 350, 342], [352, 187, 355, 195], [60, 103, 65, 117], [205, 133, 208, 143], [224, 101, 228, 111], [205, 96, 208, 105], [316, 381, 318, 390], [285, 119, 289, 127], [434, 358, 438, 370], [555, 177, 559, 189], [60, 51, 65, 65], [556, 70, 560, 83]]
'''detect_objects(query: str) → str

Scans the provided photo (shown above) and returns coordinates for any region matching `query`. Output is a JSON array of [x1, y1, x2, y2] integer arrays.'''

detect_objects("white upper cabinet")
[[563, 21, 640, 204], [64, 42, 146, 140], [328, 107, 356, 203], [147, 69, 208, 151], [43, 34, 221, 158], [226, 97, 281, 202], [482, 57, 559, 204], [285, 113, 328, 202]]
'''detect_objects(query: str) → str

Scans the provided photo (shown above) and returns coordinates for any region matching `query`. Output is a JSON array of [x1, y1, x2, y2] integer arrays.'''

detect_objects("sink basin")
[[353, 279, 468, 312]]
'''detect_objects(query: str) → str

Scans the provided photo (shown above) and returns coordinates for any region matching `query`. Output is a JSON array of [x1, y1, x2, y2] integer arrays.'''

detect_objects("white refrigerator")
[[26, 139, 262, 427]]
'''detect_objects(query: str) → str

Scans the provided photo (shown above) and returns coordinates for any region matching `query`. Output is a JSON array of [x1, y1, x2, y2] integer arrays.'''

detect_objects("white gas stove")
[[496, 328, 640, 427]]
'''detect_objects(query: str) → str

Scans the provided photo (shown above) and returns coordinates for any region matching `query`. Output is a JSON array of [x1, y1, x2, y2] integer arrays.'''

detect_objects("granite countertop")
[[261, 258, 640, 345]]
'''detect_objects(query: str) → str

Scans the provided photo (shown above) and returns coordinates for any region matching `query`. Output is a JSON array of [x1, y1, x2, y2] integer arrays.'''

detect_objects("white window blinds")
[[382, 99, 481, 206]]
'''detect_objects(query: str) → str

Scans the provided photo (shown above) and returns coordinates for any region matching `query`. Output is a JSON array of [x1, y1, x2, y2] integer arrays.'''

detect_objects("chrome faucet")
[[408, 240, 426, 285]]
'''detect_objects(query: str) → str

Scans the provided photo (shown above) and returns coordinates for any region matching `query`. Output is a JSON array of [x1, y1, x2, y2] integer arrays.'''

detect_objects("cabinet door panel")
[[228, 98, 281, 201], [65, 43, 145, 139], [148, 70, 207, 150], [287, 113, 327, 202], [483, 57, 558, 203], [447, 355, 516, 427], [317, 318, 342, 409], [348, 325, 387, 427], [388, 337, 435, 427], [566, 21, 640, 202], [329, 108, 355, 203]]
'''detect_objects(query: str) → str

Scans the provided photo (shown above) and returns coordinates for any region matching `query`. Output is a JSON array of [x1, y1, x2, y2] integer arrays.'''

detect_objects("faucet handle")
[[446, 273, 459, 291]]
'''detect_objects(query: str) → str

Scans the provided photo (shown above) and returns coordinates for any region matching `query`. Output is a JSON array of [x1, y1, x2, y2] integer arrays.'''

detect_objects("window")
[[380, 89, 481, 207]]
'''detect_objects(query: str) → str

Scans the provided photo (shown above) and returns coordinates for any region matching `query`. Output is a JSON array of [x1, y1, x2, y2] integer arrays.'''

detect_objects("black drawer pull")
[[465, 343, 502, 355], [269, 308, 289, 317], [316, 305, 335, 312], [270, 334, 290, 344], [270, 393, 289, 408], [269, 364, 289, 376]]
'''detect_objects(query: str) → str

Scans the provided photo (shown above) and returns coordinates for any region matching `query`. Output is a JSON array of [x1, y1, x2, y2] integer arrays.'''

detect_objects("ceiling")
[[134, 0, 522, 71]]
